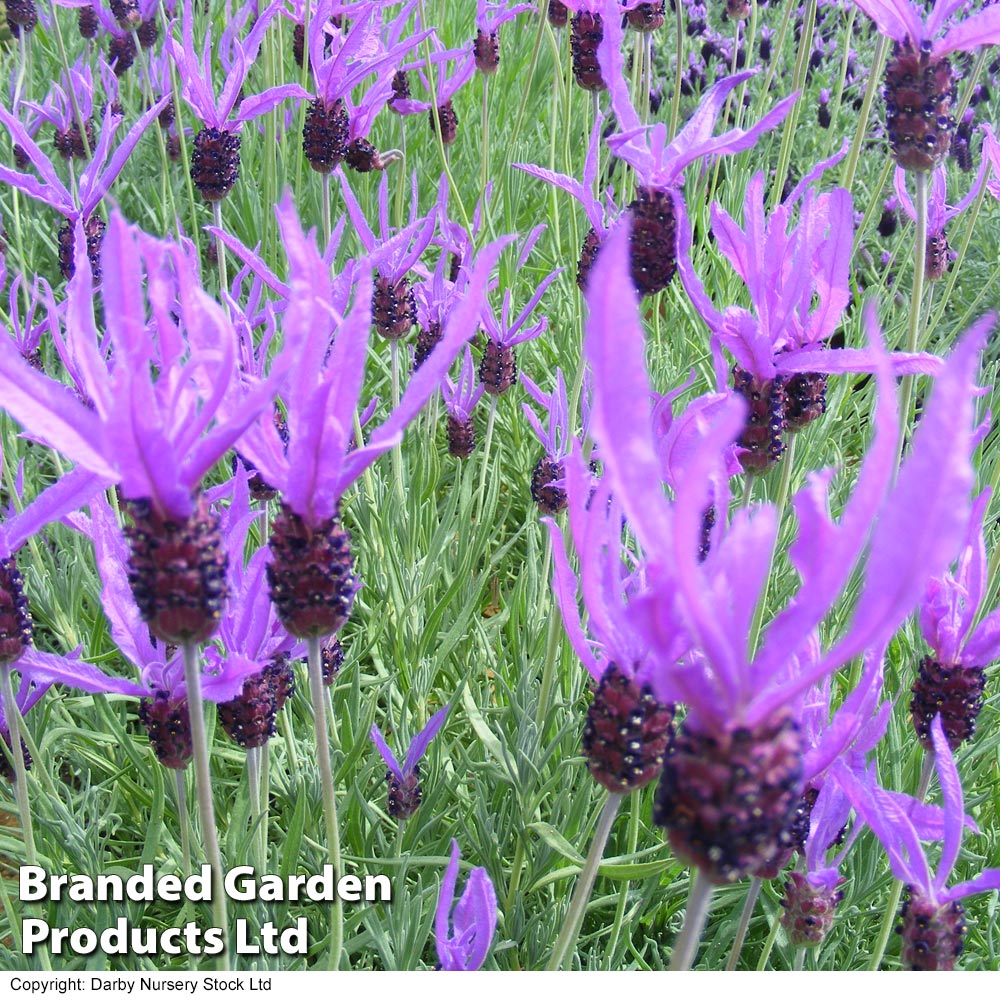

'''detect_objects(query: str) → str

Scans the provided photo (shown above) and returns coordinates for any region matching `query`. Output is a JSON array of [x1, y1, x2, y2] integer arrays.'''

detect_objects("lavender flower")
[[851, 0, 1000, 170], [472, 0, 531, 74], [836, 716, 1000, 969], [514, 115, 620, 290], [0, 212, 281, 643], [0, 99, 168, 280], [441, 348, 484, 458], [26, 59, 96, 161], [603, 59, 798, 297], [210, 470, 300, 749], [556, 0, 643, 92], [234, 194, 510, 639], [36, 492, 278, 768], [684, 149, 944, 471], [547, 455, 676, 792], [170, 0, 304, 200], [299, 0, 426, 174], [584, 221, 988, 883], [522, 370, 573, 515], [435, 839, 497, 971], [338, 170, 438, 340], [392, 42, 476, 145], [370, 703, 450, 820], [911, 490, 1000, 749], [892, 157, 990, 279], [478, 226, 560, 395]]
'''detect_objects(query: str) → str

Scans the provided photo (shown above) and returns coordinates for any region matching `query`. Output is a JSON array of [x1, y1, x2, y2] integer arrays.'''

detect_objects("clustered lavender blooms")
[[0, 0, 999, 975]]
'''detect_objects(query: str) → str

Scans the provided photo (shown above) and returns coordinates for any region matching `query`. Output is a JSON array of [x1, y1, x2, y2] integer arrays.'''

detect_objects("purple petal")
[[937, 8, 1000, 56], [402, 703, 451, 776], [450, 866, 497, 971], [235, 84, 311, 123], [930, 715, 964, 896], [435, 839, 461, 961], [4, 468, 109, 555], [21, 648, 145, 698], [369, 724, 403, 781], [583, 220, 671, 556], [852, 0, 922, 43], [543, 516, 601, 680], [0, 337, 116, 479]]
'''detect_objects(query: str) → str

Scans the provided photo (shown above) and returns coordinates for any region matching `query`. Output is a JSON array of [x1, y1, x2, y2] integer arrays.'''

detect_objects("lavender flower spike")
[[601, 53, 798, 297], [238, 194, 512, 639], [370, 704, 450, 820], [911, 489, 1000, 750], [0, 98, 169, 280], [441, 347, 485, 458], [892, 157, 990, 280], [170, 0, 306, 200], [851, 0, 1000, 171], [435, 839, 497, 971], [584, 222, 988, 883], [835, 716, 1000, 970]]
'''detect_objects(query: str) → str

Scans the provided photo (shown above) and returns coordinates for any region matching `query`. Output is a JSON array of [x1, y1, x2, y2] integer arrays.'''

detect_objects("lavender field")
[[0, 0, 999, 973]]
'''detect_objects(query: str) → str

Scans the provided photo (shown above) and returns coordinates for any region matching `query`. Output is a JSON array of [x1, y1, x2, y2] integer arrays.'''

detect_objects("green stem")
[[668, 869, 715, 971], [322, 172, 332, 246], [161, 0, 199, 241], [793, 948, 805, 971], [546, 792, 623, 970], [476, 395, 499, 523], [604, 790, 640, 967], [307, 635, 344, 971], [212, 200, 230, 311], [895, 170, 928, 472], [535, 557, 563, 735], [510, 1, 551, 154], [953, 48, 988, 132], [504, 834, 525, 917], [481, 75, 490, 198], [770, 0, 815, 209], [841, 34, 889, 193], [246, 745, 265, 873], [828, 6, 856, 127], [181, 642, 229, 971], [753, 0, 793, 121], [0, 662, 37, 868], [725, 876, 762, 971], [755, 904, 782, 970], [175, 769, 192, 876], [667, 0, 684, 142]]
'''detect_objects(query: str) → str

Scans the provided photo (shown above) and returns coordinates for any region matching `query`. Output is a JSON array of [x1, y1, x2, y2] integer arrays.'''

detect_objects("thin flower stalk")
[[546, 791, 622, 970]]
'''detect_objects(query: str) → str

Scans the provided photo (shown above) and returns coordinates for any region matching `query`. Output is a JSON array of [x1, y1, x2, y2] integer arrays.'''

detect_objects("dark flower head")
[[852, 0, 1000, 170]]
